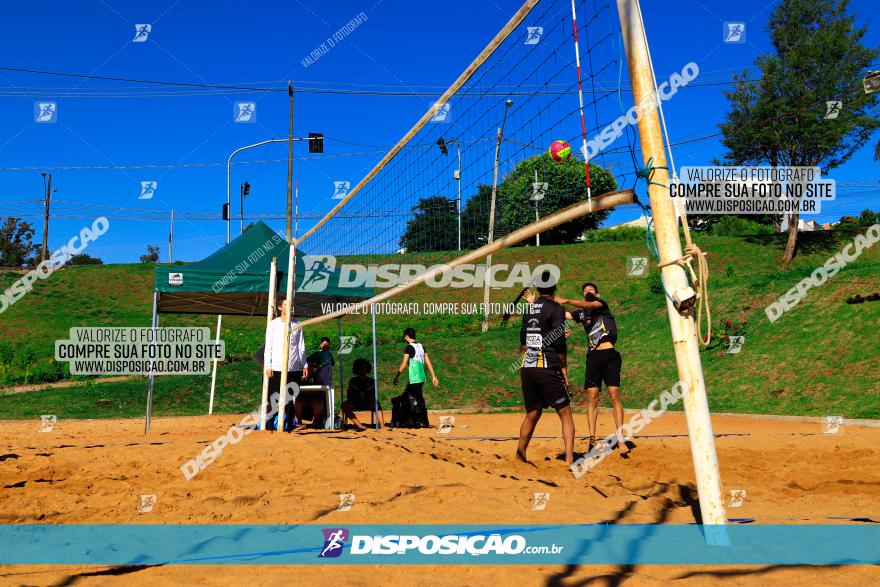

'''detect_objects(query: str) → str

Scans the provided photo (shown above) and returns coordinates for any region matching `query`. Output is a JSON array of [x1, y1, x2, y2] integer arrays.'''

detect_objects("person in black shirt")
[[516, 272, 575, 466], [341, 358, 384, 430], [556, 282, 628, 456]]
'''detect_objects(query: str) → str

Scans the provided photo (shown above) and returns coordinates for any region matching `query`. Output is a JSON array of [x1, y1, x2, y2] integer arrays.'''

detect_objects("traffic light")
[[309, 132, 324, 153], [222, 203, 230, 221], [448, 200, 458, 214], [437, 137, 448, 156], [241, 181, 250, 196]]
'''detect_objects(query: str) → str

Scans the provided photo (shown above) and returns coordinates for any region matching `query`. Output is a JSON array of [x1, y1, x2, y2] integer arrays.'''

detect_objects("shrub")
[[0, 341, 13, 365], [647, 271, 665, 296], [582, 226, 646, 242], [708, 216, 774, 236], [28, 360, 65, 384]]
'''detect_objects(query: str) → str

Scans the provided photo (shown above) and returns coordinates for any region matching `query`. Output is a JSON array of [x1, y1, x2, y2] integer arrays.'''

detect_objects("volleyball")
[[549, 140, 571, 162]]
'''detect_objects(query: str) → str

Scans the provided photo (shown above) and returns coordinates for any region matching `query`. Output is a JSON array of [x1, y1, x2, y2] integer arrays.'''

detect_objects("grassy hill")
[[1, 228, 878, 420]]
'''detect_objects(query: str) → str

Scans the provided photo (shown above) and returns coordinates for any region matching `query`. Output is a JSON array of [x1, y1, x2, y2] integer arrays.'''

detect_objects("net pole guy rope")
[[294, 189, 635, 330], [259, 256, 278, 430], [570, 0, 593, 207], [295, 0, 542, 247], [616, 0, 727, 535]]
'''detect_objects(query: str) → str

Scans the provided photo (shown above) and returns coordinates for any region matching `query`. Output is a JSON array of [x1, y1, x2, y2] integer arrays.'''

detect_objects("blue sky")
[[1, 0, 878, 264]]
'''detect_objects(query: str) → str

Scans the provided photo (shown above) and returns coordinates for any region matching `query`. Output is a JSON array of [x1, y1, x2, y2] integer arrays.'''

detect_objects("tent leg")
[[145, 290, 158, 435], [371, 304, 379, 431], [260, 258, 278, 430], [208, 315, 222, 414], [337, 316, 344, 426]]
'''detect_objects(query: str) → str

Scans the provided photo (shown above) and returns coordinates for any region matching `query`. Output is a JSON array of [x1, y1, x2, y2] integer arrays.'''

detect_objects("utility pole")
[[617, 0, 726, 532], [453, 140, 462, 251], [40, 173, 53, 263], [278, 81, 296, 432], [168, 210, 174, 263], [482, 99, 512, 333], [532, 169, 542, 247]]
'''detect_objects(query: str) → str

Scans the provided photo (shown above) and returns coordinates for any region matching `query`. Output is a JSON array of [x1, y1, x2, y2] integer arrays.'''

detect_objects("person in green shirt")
[[392, 327, 439, 427]]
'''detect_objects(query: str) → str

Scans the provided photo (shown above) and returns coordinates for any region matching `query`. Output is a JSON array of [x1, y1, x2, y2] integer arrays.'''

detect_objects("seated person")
[[308, 336, 335, 387], [341, 358, 384, 431]]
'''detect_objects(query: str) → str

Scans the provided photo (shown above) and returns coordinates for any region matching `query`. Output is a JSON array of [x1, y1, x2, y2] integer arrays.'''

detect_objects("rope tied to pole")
[[635, 158, 712, 346]]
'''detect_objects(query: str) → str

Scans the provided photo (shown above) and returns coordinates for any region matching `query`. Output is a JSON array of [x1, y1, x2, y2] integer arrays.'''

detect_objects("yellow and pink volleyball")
[[549, 140, 571, 162]]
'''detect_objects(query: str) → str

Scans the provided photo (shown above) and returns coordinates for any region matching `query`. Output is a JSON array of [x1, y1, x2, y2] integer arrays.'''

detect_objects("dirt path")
[[1, 376, 139, 395]]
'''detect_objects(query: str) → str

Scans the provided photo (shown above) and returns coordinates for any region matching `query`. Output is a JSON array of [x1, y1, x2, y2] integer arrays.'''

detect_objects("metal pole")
[[482, 100, 512, 333], [535, 202, 540, 246], [145, 289, 158, 434], [570, 0, 593, 204], [371, 304, 379, 431], [168, 210, 174, 263], [208, 314, 221, 414], [456, 141, 462, 251], [40, 173, 52, 264], [227, 139, 291, 239], [240, 184, 244, 236], [534, 170, 541, 247], [259, 257, 278, 430], [278, 82, 296, 431], [287, 82, 294, 241], [337, 317, 344, 407], [617, 0, 726, 532]]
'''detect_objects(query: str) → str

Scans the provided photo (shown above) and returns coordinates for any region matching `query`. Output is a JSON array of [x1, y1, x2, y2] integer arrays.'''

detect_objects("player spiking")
[[516, 271, 575, 466]]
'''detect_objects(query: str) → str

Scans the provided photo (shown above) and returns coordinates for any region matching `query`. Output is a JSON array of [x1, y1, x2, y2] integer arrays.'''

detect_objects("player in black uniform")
[[556, 282, 629, 456], [516, 272, 575, 466]]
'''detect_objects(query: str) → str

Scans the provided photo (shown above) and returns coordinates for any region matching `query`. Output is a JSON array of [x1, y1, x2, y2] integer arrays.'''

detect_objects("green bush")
[[13, 344, 37, 369], [582, 226, 645, 242], [708, 216, 774, 236], [647, 271, 665, 295], [0, 341, 14, 365], [28, 360, 65, 384]]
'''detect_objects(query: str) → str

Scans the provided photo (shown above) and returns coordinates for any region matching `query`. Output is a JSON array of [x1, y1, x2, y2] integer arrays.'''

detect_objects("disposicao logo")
[[319, 528, 349, 558]]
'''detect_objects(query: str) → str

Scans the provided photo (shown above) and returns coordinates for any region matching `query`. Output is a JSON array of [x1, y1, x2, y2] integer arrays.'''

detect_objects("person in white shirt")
[[264, 297, 310, 431]]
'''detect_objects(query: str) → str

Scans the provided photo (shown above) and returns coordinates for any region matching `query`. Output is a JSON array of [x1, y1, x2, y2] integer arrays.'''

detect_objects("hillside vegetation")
[[1, 228, 878, 420]]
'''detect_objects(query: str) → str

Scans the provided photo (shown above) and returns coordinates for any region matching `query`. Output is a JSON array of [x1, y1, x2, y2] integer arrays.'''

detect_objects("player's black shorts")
[[520, 368, 570, 412], [585, 348, 622, 389]]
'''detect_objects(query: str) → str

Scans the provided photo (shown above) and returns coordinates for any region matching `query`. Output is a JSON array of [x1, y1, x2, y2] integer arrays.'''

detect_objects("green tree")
[[398, 195, 459, 252], [718, 0, 879, 266], [494, 154, 613, 245], [460, 184, 492, 249], [857, 208, 880, 226], [0, 217, 39, 267], [139, 245, 160, 263], [67, 253, 103, 265]]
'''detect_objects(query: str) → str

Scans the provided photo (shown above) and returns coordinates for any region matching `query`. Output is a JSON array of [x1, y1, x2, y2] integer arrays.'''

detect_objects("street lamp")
[[482, 99, 513, 333], [225, 135, 320, 243]]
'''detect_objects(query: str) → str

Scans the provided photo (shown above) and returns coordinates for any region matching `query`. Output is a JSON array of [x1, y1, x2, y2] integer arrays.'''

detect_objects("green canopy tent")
[[147, 221, 373, 432]]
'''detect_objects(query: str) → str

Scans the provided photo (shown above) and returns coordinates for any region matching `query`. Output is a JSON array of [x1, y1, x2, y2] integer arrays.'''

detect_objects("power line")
[[0, 65, 776, 97]]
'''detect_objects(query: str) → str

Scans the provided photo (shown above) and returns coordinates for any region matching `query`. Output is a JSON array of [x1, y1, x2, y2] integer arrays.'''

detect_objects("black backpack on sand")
[[391, 391, 429, 428]]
